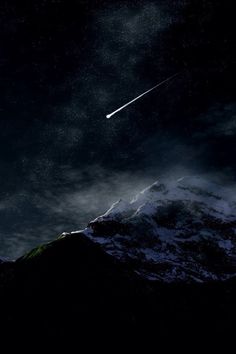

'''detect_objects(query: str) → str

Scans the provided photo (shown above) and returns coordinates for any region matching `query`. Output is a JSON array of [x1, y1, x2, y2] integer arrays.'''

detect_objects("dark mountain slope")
[[0, 178, 236, 347], [0, 231, 235, 348]]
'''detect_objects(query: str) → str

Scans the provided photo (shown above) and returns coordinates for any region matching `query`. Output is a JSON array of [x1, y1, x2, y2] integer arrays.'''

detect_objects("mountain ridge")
[[85, 176, 236, 282], [0, 176, 236, 346]]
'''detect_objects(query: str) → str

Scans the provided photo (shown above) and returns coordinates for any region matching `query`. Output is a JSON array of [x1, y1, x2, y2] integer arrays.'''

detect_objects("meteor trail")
[[106, 73, 179, 119]]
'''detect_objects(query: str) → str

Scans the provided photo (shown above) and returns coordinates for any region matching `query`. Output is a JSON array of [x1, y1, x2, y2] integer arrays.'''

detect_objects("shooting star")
[[106, 73, 179, 119]]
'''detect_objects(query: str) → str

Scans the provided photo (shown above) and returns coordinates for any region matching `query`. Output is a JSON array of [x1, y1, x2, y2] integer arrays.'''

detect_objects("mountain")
[[86, 176, 236, 282], [0, 177, 236, 348]]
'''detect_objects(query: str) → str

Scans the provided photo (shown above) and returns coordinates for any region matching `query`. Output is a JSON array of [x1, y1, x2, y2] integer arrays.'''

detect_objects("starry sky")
[[0, 0, 235, 258]]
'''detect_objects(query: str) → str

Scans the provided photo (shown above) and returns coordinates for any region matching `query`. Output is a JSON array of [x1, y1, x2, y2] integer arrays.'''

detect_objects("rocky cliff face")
[[83, 176, 236, 282]]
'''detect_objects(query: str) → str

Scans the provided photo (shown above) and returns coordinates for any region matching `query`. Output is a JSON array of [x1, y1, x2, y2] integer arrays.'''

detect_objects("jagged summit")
[[83, 177, 236, 282]]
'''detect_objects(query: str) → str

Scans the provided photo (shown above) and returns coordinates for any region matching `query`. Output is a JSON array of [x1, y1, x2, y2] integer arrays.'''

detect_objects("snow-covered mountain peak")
[[84, 177, 236, 283]]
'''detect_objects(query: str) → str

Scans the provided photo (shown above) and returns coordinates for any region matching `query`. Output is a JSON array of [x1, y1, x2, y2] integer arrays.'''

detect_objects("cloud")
[[96, 2, 172, 49], [196, 103, 236, 137], [0, 165, 155, 258], [90, 1, 183, 95]]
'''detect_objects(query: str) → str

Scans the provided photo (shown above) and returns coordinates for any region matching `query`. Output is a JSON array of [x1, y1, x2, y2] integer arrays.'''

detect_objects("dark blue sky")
[[0, 0, 235, 258]]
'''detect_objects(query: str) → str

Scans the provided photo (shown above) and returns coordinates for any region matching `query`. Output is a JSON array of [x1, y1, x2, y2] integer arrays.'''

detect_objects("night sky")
[[0, 0, 235, 258]]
